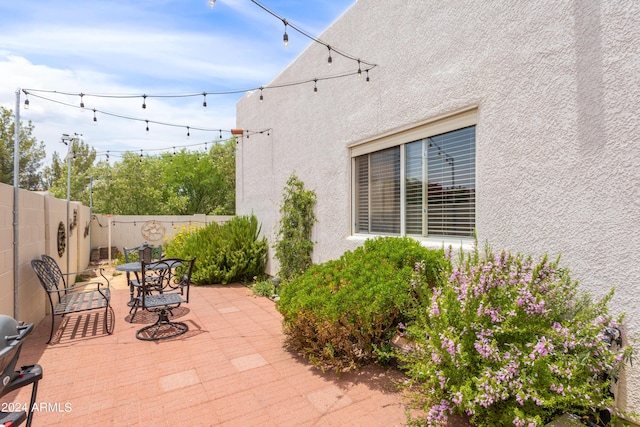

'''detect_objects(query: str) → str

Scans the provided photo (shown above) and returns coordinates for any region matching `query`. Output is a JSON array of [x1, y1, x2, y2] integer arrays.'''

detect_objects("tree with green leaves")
[[0, 106, 46, 190], [90, 152, 183, 215], [162, 139, 236, 215], [45, 137, 97, 206], [88, 139, 236, 215]]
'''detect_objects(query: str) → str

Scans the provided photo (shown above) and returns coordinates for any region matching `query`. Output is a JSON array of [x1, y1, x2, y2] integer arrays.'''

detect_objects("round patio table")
[[115, 262, 168, 306], [115, 261, 182, 310]]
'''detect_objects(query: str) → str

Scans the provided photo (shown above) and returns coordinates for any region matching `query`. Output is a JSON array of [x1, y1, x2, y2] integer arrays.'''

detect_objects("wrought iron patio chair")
[[135, 257, 196, 341], [123, 244, 163, 321]]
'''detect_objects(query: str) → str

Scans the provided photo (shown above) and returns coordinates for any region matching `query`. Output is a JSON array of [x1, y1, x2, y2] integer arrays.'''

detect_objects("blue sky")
[[0, 0, 354, 163]]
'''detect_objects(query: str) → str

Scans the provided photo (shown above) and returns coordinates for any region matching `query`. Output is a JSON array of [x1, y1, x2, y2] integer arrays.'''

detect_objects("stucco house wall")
[[236, 0, 640, 414]]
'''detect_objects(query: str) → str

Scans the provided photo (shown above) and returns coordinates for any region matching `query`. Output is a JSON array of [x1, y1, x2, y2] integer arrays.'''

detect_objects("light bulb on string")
[[327, 46, 332, 65], [313, 79, 318, 94], [202, 93, 207, 110], [219, 129, 223, 139], [142, 95, 147, 109], [357, 60, 362, 78], [139, 149, 143, 163], [366, 69, 370, 83], [145, 120, 149, 133], [259, 87, 263, 102], [186, 127, 190, 139], [283, 20, 289, 47], [106, 151, 109, 163], [79, 93, 85, 111], [208, 0, 215, 9], [93, 109, 97, 125], [23, 96, 29, 110]]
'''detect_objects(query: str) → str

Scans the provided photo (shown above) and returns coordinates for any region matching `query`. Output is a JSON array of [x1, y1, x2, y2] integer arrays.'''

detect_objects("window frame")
[[350, 108, 478, 243]]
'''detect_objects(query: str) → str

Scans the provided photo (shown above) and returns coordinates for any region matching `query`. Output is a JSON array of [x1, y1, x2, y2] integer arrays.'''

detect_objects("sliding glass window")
[[354, 125, 475, 238]]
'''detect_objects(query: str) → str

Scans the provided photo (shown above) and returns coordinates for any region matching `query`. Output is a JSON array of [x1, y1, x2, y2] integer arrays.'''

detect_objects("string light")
[[208, 0, 215, 8], [357, 60, 362, 78], [283, 19, 289, 47], [314, 79, 318, 94], [219, 129, 223, 139], [142, 94, 147, 109], [202, 92, 207, 110], [23, 96, 29, 109], [93, 109, 97, 125], [259, 87, 264, 102], [246, 0, 377, 73], [139, 149, 143, 163], [79, 93, 85, 111], [186, 126, 190, 139], [366, 69, 370, 83], [145, 120, 149, 133]]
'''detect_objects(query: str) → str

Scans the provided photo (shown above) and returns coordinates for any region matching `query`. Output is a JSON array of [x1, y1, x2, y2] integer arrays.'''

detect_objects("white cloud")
[[0, 0, 355, 163]]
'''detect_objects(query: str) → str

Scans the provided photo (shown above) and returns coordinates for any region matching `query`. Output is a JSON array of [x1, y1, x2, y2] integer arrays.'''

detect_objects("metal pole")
[[13, 89, 20, 320], [89, 176, 93, 262], [67, 140, 71, 275], [107, 215, 112, 267], [61, 134, 72, 274]]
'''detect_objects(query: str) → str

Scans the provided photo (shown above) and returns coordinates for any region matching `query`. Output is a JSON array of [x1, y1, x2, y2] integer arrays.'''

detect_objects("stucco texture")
[[236, 0, 640, 414]]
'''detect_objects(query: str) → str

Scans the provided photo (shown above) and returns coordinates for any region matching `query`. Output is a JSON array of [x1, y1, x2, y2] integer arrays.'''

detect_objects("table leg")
[[126, 271, 136, 307]]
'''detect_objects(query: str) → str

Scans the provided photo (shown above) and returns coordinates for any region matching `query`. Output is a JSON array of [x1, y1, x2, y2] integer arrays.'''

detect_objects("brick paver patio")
[[3, 270, 412, 426]]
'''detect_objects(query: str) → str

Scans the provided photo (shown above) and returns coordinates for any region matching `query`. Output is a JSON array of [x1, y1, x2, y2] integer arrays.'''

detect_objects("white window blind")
[[355, 147, 401, 234], [426, 126, 475, 237], [405, 140, 424, 235], [354, 156, 369, 233]]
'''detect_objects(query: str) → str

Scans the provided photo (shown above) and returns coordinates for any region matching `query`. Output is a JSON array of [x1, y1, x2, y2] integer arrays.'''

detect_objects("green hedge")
[[276, 236, 448, 371], [164, 214, 268, 284]]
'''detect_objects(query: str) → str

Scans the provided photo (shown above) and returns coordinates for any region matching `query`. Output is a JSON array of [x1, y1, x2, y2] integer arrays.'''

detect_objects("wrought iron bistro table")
[[115, 262, 174, 307]]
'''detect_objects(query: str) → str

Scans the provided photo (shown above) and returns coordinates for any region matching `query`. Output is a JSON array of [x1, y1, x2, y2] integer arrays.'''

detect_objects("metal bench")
[[31, 255, 113, 343]]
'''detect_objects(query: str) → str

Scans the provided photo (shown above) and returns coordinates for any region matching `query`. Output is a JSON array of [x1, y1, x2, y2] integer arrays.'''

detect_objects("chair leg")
[[47, 314, 55, 344], [104, 306, 114, 334], [129, 301, 140, 323]]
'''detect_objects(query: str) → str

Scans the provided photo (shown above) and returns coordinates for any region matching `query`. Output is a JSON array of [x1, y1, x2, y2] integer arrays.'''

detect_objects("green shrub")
[[164, 214, 268, 284], [252, 279, 274, 297], [276, 236, 448, 371], [274, 173, 317, 282], [399, 249, 633, 427]]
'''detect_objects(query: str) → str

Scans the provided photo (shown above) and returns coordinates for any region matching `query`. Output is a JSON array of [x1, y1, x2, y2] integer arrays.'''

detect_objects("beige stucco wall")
[[0, 184, 47, 325], [0, 183, 16, 318], [236, 0, 640, 414], [90, 214, 233, 256], [0, 183, 232, 327]]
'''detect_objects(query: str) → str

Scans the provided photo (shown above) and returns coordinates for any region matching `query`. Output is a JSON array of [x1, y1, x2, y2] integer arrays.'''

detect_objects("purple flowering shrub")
[[399, 249, 632, 427]]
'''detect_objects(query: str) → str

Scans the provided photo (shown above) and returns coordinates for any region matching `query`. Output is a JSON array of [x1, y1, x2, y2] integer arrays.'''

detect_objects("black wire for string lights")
[[22, 63, 373, 110], [22, 63, 370, 107], [22, 90, 248, 136], [93, 133, 258, 163], [247, 0, 377, 70]]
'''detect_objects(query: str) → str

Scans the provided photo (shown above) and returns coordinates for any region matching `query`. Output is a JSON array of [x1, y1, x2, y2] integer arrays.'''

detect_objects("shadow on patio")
[[3, 278, 413, 426]]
